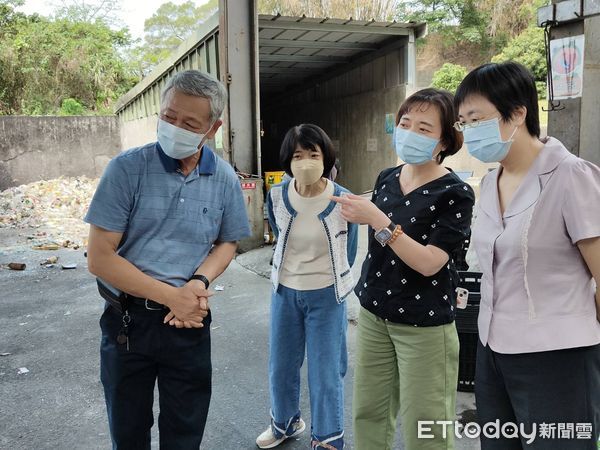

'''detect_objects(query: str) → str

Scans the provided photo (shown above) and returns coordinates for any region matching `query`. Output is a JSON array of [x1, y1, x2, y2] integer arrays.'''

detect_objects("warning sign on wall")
[[241, 182, 256, 190], [550, 35, 585, 100], [366, 138, 378, 153]]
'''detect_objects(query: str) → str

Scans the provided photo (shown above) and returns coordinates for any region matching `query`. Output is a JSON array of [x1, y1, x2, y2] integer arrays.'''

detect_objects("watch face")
[[374, 228, 393, 246]]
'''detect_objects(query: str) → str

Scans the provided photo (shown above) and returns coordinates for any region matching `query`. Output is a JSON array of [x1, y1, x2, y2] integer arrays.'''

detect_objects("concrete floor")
[[0, 225, 479, 449]]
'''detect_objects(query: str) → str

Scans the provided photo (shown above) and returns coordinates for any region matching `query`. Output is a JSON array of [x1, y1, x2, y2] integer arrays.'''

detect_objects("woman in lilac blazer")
[[454, 62, 600, 450]]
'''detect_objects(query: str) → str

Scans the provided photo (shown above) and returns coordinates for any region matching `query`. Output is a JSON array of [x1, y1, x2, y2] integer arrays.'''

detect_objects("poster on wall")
[[385, 114, 395, 134], [550, 35, 585, 100], [366, 138, 378, 152]]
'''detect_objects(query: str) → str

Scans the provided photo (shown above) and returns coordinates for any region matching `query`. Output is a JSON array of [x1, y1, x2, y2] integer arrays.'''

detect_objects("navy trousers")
[[100, 303, 212, 450], [476, 340, 600, 450]]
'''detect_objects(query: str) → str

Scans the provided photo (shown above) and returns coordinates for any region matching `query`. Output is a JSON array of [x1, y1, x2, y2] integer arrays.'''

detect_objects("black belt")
[[96, 279, 168, 312], [125, 295, 168, 311]]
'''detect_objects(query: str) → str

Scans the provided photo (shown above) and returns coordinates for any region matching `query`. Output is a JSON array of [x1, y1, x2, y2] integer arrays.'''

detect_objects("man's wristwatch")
[[190, 274, 210, 289]]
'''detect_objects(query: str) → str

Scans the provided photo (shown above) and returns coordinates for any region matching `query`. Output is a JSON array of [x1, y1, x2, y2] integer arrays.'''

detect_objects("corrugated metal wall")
[[116, 19, 220, 122], [267, 50, 405, 107]]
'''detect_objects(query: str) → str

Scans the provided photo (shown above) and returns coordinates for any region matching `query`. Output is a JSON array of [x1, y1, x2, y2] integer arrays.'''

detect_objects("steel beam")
[[259, 19, 411, 36], [260, 39, 378, 50]]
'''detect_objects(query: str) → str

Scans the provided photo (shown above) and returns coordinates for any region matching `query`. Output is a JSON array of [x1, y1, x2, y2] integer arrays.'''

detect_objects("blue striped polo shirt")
[[84, 142, 251, 287]]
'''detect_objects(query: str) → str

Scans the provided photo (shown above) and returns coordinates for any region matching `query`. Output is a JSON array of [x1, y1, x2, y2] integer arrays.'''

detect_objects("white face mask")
[[290, 159, 324, 186], [157, 118, 211, 160]]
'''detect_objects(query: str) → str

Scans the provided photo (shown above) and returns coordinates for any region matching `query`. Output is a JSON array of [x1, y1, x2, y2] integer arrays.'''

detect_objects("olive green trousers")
[[352, 308, 459, 450]]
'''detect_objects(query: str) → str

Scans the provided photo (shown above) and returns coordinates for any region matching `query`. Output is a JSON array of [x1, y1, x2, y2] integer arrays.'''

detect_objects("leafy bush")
[[0, 2, 138, 115], [535, 81, 547, 100], [431, 63, 468, 93], [492, 27, 546, 81], [59, 98, 84, 116]]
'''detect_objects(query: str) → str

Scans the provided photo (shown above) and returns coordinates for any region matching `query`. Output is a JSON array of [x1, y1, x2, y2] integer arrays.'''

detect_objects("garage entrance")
[[257, 14, 425, 193]]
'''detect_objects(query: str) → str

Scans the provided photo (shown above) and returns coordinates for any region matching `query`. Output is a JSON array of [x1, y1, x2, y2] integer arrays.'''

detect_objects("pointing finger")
[[330, 195, 352, 204]]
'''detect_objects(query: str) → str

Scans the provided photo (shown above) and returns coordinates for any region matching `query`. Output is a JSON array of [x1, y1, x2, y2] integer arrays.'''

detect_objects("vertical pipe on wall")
[[406, 29, 416, 96]]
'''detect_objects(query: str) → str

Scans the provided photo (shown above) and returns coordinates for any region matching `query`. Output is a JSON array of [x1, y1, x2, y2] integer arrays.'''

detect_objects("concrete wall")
[[237, 178, 265, 253], [579, 14, 600, 166], [0, 116, 121, 190], [119, 115, 159, 151], [543, 2, 600, 165], [546, 20, 584, 157]]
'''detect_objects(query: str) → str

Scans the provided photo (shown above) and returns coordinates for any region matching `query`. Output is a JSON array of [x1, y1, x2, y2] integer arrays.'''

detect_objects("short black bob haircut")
[[454, 61, 540, 138], [396, 88, 463, 164], [280, 124, 336, 178]]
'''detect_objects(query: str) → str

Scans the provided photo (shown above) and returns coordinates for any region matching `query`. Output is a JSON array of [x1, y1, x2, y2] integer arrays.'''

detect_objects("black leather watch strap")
[[190, 274, 210, 289]]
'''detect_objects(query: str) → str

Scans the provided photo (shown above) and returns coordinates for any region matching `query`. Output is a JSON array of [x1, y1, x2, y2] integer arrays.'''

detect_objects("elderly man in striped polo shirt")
[[85, 70, 251, 449]]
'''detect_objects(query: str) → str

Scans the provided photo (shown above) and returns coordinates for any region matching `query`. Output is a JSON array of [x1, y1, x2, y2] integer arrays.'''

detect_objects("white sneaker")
[[256, 418, 306, 449]]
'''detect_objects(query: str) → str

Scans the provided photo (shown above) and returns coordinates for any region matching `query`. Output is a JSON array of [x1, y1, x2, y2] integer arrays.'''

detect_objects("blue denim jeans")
[[99, 303, 212, 450], [269, 284, 347, 449]]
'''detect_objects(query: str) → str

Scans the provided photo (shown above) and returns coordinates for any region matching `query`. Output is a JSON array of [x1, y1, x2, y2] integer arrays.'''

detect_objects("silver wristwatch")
[[374, 221, 395, 246]]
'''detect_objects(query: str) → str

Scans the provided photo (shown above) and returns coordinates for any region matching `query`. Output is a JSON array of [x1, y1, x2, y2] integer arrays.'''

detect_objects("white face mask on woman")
[[290, 159, 324, 186], [157, 118, 211, 160]]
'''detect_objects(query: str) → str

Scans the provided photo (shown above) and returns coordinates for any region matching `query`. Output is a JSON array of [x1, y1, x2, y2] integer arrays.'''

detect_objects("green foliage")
[[535, 81, 547, 100], [431, 63, 468, 93], [258, 0, 399, 21], [398, 0, 488, 46], [0, 0, 26, 37], [492, 27, 546, 81], [397, 0, 462, 33], [398, 0, 548, 70], [0, 2, 138, 115], [136, 0, 218, 75], [59, 98, 85, 115]]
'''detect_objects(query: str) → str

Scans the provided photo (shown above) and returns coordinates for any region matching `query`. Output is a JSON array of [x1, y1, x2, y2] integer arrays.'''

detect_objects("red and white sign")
[[550, 35, 585, 100]]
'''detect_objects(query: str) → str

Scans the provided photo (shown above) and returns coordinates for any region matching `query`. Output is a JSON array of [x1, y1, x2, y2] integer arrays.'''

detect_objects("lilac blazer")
[[473, 137, 600, 354]]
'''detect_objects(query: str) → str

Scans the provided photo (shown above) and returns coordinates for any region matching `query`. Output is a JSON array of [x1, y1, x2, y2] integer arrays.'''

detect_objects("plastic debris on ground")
[[41, 256, 59, 265], [0, 177, 98, 249]]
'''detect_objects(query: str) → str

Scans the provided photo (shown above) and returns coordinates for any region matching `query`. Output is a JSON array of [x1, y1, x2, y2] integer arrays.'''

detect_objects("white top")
[[279, 179, 335, 290]]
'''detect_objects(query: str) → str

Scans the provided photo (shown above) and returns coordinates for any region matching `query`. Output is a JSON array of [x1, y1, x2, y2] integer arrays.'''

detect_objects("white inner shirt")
[[279, 178, 335, 290]]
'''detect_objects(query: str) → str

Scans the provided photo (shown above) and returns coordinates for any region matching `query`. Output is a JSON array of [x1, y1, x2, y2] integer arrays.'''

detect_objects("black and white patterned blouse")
[[355, 165, 475, 327]]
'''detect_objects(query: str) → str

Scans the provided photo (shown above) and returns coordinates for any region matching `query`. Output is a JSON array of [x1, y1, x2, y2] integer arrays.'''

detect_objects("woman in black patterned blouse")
[[332, 88, 474, 450]]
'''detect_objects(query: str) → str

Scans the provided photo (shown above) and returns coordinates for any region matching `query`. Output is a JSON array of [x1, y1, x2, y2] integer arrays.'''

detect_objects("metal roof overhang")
[[258, 14, 426, 97], [114, 13, 426, 115]]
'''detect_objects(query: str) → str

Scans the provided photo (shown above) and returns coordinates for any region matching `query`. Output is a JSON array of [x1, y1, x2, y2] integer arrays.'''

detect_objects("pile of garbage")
[[0, 177, 98, 248]]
